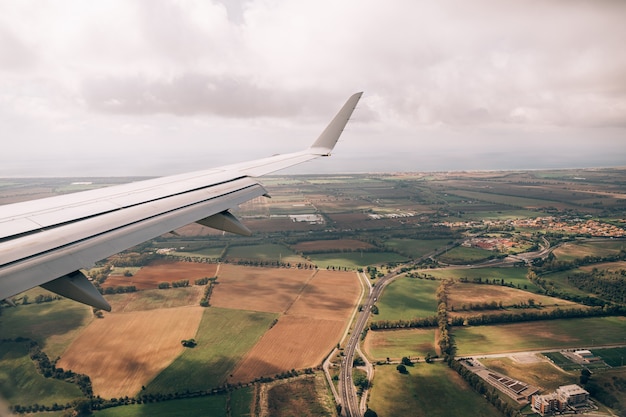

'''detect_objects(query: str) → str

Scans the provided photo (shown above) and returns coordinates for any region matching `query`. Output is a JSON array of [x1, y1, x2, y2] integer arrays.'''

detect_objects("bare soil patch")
[[291, 239, 374, 253], [227, 269, 360, 382], [57, 306, 204, 398], [286, 270, 362, 320], [229, 316, 346, 383], [103, 261, 218, 290], [210, 264, 315, 313]]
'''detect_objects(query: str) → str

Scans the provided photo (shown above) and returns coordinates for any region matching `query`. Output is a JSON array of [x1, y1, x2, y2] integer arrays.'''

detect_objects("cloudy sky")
[[1, 0, 625, 177]]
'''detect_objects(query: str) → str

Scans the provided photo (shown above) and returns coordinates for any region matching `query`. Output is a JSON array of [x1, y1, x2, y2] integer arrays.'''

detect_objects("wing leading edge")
[[0, 92, 362, 311]]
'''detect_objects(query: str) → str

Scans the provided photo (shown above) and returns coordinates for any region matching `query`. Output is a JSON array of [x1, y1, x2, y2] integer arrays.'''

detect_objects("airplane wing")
[[0, 92, 362, 311]]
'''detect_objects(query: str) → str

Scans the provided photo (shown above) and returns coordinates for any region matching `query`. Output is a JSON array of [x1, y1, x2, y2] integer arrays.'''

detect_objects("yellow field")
[[57, 306, 204, 398]]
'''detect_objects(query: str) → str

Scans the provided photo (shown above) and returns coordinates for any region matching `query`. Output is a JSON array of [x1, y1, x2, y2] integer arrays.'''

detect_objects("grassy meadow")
[[437, 246, 494, 264], [224, 244, 307, 264], [454, 317, 626, 355], [0, 341, 84, 407], [383, 238, 451, 258], [308, 252, 407, 269], [368, 363, 502, 417], [93, 395, 227, 417], [364, 329, 437, 360], [425, 266, 540, 292], [373, 277, 439, 321], [0, 299, 92, 357]]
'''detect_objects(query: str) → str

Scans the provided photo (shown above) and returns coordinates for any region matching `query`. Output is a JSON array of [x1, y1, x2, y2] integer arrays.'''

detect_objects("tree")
[[396, 364, 408, 374], [401, 356, 412, 366], [580, 368, 591, 385], [364, 409, 378, 417]]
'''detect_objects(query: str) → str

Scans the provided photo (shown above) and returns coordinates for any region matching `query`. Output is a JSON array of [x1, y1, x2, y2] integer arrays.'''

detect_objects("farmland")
[[372, 277, 439, 321], [1, 169, 626, 416], [454, 317, 626, 355], [367, 363, 503, 417], [363, 328, 437, 360], [57, 306, 205, 398]]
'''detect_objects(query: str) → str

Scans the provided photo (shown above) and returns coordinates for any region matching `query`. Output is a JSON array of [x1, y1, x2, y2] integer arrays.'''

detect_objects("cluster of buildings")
[[532, 384, 590, 415], [512, 217, 626, 237]]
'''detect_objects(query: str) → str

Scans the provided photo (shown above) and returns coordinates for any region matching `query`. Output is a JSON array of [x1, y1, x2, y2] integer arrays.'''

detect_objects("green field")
[[553, 240, 626, 262], [364, 329, 436, 360], [542, 352, 582, 371], [308, 252, 407, 269], [171, 247, 225, 259], [93, 395, 227, 417], [230, 386, 253, 417], [0, 299, 92, 357], [368, 363, 502, 417], [225, 244, 307, 264], [0, 341, 84, 408], [454, 317, 626, 355], [374, 277, 439, 321], [592, 347, 626, 368], [425, 266, 541, 292], [383, 238, 451, 258], [437, 246, 495, 264], [145, 307, 276, 394]]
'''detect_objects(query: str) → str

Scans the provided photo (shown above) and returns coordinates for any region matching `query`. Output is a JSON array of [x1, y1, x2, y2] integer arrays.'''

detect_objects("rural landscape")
[[1, 167, 626, 417]]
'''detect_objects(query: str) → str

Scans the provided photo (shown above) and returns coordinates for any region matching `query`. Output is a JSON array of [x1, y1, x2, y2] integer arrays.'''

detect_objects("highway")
[[335, 235, 559, 416], [338, 272, 387, 417]]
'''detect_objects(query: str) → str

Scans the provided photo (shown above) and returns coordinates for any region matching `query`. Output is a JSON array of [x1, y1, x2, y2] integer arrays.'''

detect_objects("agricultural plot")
[[229, 316, 346, 383], [308, 252, 407, 269], [266, 375, 335, 417], [374, 277, 439, 321], [224, 244, 307, 265], [383, 238, 451, 258], [363, 329, 437, 361], [0, 299, 92, 358], [229, 270, 360, 382], [368, 363, 502, 417], [103, 261, 218, 290], [104, 286, 203, 312], [552, 240, 626, 262], [0, 341, 83, 408], [291, 238, 374, 253], [454, 317, 626, 356], [437, 246, 494, 264], [446, 281, 580, 312], [93, 395, 227, 417], [57, 306, 205, 398], [145, 308, 276, 394], [210, 264, 315, 313], [425, 267, 541, 293]]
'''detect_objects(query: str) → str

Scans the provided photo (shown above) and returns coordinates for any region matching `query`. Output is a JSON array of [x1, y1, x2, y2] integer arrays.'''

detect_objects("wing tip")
[[309, 92, 363, 155]]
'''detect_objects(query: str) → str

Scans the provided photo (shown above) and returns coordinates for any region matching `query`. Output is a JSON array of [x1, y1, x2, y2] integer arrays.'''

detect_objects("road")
[[335, 235, 584, 416]]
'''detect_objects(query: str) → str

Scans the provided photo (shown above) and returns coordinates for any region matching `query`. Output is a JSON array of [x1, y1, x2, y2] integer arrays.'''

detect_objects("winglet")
[[309, 92, 363, 155]]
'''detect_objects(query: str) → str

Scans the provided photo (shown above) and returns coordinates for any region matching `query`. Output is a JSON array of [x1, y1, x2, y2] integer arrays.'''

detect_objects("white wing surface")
[[0, 92, 362, 311]]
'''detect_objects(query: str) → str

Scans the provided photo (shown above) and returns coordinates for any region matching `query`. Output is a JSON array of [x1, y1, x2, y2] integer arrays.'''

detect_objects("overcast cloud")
[[0, 0, 625, 176]]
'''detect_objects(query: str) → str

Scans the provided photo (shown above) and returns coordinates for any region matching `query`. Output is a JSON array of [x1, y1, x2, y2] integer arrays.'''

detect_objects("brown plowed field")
[[57, 306, 204, 398], [228, 269, 361, 382], [210, 264, 316, 313], [103, 261, 218, 290], [291, 239, 374, 253], [229, 316, 346, 383], [286, 269, 362, 320]]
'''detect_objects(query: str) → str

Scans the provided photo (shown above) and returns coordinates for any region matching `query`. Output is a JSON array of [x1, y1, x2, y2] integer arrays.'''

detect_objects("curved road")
[[335, 234, 563, 416]]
